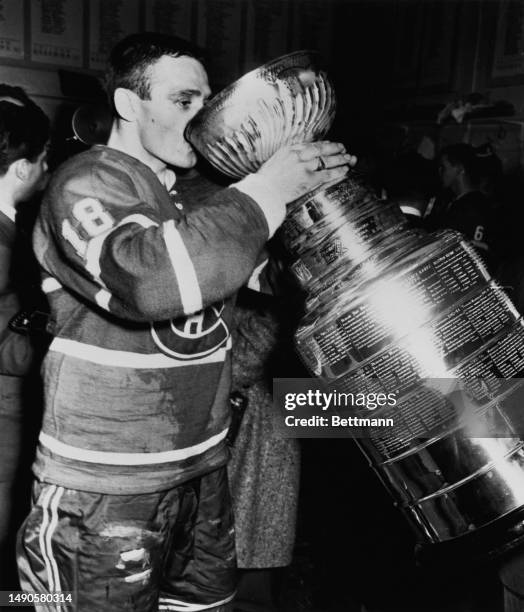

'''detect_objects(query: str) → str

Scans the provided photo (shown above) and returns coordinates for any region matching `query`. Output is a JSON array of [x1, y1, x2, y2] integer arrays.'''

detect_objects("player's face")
[[136, 55, 211, 169]]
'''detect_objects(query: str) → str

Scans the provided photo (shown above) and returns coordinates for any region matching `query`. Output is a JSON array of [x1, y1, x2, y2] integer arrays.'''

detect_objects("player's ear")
[[113, 88, 140, 122], [12, 158, 31, 182]]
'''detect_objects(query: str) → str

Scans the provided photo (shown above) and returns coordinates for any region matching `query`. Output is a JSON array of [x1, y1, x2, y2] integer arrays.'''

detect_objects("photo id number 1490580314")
[[0, 591, 74, 607]]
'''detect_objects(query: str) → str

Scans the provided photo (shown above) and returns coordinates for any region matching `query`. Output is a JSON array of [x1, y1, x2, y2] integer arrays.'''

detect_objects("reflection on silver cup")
[[186, 50, 336, 178]]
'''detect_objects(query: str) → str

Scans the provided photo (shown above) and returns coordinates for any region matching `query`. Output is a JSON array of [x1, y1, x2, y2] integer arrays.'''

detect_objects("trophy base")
[[415, 506, 524, 569]]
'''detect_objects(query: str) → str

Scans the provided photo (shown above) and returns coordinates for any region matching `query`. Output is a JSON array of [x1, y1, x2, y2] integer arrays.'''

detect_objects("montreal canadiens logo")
[[150, 302, 229, 360]]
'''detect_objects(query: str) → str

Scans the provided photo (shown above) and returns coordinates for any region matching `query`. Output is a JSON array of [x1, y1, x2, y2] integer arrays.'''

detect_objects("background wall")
[[0, 0, 342, 128], [0, 0, 523, 170], [330, 0, 524, 174]]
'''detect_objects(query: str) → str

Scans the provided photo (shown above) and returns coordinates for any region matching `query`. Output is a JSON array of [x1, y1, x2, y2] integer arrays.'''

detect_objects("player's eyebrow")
[[169, 87, 211, 100]]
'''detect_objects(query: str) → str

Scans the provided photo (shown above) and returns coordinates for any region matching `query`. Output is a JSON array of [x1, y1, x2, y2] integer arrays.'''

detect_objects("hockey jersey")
[[32, 145, 275, 494]]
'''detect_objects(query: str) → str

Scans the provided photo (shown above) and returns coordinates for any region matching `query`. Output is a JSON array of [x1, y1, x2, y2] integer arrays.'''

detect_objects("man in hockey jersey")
[[17, 33, 354, 611], [426, 143, 499, 272]]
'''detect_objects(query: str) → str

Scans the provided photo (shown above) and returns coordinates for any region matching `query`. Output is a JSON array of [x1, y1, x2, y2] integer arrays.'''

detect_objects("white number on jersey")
[[473, 225, 484, 242], [61, 198, 114, 258], [72, 198, 114, 237]]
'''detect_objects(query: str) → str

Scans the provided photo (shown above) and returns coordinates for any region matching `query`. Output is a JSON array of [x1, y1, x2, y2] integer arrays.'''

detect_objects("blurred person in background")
[[425, 142, 499, 273], [228, 284, 301, 612], [380, 151, 439, 228], [0, 84, 50, 589]]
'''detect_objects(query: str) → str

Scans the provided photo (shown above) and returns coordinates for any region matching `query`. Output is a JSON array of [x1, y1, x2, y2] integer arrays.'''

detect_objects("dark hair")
[[103, 32, 203, 112], [0, 94, 50, 176], [0, 84, 34, 106], [439, 143, 481, 183]]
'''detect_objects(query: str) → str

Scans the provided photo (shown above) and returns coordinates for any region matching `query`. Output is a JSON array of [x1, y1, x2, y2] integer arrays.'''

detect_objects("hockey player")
[[17, 33, 354, 611]]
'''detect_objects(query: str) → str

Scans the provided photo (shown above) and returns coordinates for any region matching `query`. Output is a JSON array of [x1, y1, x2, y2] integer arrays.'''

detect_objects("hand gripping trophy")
[[187, 51, 524, 563]]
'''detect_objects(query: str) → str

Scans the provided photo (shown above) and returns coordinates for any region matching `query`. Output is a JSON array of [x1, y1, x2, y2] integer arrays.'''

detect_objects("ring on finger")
[[316, 156, 327, 171]]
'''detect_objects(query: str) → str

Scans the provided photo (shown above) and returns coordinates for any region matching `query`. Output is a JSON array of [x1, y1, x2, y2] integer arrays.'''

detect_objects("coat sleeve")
[[0, 242, 35, 376]]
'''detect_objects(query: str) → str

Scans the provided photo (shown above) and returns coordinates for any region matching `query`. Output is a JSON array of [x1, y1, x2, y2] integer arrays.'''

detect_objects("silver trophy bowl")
[[186, 50, 336, 178]]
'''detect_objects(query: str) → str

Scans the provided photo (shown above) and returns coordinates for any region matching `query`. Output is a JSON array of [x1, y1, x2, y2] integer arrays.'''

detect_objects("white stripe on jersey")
[[85, 213, 160, 280], [163, 219, 203, 315], [48, 336, 232, 368], [42, 277, 63, 293], [39, 428, 228, 465], [158, 593, 235, 611], [119, 214, 160, 229]]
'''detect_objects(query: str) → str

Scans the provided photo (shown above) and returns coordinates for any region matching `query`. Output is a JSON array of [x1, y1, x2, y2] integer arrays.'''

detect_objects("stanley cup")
[[186, 50, 337, 178], [187, 51, 524, 560]]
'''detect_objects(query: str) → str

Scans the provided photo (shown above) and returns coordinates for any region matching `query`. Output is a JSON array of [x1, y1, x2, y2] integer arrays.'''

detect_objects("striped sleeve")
[[33, 156, 271, 322]]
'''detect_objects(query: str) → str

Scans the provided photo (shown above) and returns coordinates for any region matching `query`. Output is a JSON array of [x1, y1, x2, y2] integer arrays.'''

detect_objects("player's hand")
[[256, 141, 357, 203]]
